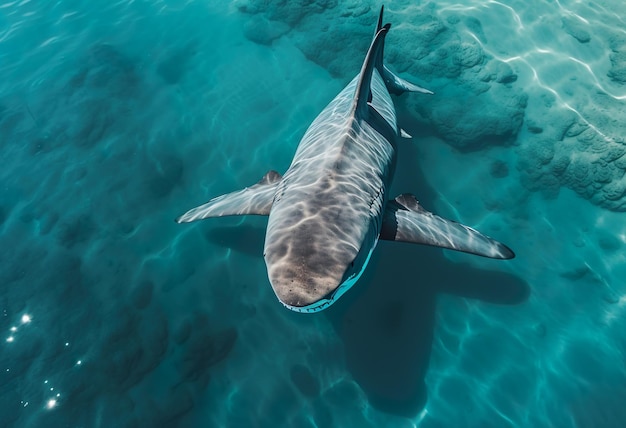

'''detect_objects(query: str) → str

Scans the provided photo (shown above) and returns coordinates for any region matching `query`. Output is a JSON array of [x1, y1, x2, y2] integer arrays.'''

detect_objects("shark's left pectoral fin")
[[176, 170, 282, 223], [381, 194, 515, 259]]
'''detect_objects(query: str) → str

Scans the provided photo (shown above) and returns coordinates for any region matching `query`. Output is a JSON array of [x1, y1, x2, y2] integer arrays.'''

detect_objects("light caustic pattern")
[[438, 0, 626, 140], [394, 1, 626, 427]]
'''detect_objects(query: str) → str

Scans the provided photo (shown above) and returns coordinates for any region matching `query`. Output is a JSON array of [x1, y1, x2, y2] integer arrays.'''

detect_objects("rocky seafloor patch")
[[236, 0, 626, 212]]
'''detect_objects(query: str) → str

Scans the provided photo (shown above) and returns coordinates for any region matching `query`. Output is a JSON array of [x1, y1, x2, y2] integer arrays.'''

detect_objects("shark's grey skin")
[[176, 7, 514, 313]]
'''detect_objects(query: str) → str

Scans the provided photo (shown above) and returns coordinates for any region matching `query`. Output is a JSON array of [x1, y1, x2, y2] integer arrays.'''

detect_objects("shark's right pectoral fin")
[[176, 170, 282, 223], [380, 194, 515, 259]]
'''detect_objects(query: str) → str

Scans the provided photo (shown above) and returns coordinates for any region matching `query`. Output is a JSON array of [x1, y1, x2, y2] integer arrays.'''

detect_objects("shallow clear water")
[[1, 1, 626, 427]]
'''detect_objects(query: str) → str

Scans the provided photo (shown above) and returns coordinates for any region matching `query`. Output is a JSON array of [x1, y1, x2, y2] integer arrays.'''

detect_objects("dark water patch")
[[18, 202, 42, 227], [112, 217, 137, 238], [570, 382, 626, 428], [203, 223, 267, 256], [58, 214, 96, 249], [156, 41, 198, 85], [0, 107, 28, 143], [145, 151, 184, 199], [72, 99, 118, 149], [158, 384, 196, 426], [597, 231, 621, 251], [67, 68, 89, 94], [54, 43, 146, 151], [85, 44, 141, 97], [0, 205, 6, 226], [174, 318, 193, 345], [45, 306, 170, 428], [29, 136, 50, 155], [560, 265, 600, 282], [46, 253, 86, 302], [88, 43, 133, 68], [130, 280, 154, 310], [92, 310, 152, 390], [94, 306, 168, 391], [0, 233, 85, 306], [490, 159, 509, 178], [179, 327, 237, 382], [289, 364, 320, 397]]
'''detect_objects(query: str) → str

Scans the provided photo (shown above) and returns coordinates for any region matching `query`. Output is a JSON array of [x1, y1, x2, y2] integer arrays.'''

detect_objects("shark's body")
[[177, 7, 514, 313]]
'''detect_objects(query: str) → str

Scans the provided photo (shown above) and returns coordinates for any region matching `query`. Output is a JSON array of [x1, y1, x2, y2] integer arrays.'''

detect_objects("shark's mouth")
[[280, 242, 378, 313]]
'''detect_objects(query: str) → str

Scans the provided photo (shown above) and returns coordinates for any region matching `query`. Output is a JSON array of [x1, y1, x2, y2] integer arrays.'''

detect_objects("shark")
[[176, 6, 514, 313]]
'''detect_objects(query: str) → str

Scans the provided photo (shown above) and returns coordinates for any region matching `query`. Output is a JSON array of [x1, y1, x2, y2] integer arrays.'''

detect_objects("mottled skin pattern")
[[265, 68, 397, 310]]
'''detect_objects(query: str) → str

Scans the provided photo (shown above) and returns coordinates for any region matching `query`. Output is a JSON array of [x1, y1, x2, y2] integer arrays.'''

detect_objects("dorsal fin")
[[353, 23, 391, 118]]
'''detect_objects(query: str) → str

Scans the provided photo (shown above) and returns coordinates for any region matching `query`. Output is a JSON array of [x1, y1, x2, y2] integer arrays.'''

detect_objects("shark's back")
[[264, 31, 398, 310]]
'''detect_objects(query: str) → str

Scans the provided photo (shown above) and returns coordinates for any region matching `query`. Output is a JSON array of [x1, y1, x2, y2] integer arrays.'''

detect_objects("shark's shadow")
[[325, 133, 529, 417], [204, 222, 266, 258]]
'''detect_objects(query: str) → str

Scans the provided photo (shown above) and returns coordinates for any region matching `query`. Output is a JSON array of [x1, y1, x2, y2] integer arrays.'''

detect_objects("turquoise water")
[[1, 0, 626, 427]]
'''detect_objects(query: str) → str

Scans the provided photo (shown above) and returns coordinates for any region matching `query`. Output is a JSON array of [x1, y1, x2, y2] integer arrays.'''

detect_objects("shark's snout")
[[266, 260, 343, 310]]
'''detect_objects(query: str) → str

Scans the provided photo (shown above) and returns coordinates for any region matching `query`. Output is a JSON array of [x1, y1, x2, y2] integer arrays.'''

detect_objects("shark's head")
[[266, 266, 344, 313], [263, 221, 376, 313]]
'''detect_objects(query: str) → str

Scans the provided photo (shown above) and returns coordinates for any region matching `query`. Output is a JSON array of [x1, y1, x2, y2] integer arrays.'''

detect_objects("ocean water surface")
[[1, 0, 626, 427]]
